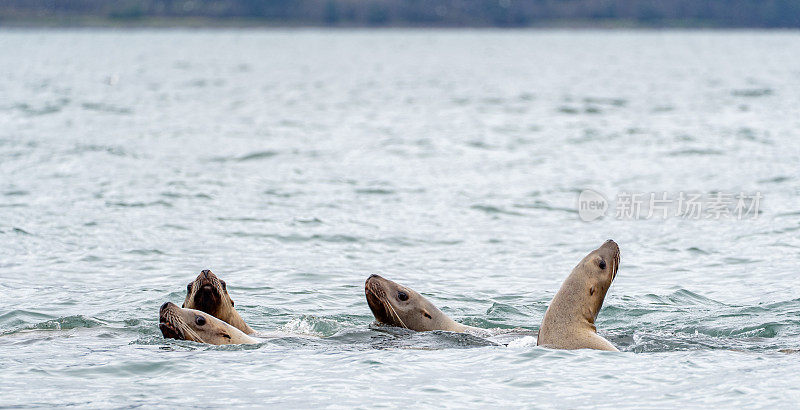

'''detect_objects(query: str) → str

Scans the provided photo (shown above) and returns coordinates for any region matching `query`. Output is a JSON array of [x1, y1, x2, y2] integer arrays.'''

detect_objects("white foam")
[[507, 336, 538, 348]]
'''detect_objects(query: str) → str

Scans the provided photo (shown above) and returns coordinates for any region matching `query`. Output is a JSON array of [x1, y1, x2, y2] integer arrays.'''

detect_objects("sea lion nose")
[[365, 274, 380, 287], [201, 269, 211, 278], [160, 302, 170, 311], [602, 239, 620, 254]]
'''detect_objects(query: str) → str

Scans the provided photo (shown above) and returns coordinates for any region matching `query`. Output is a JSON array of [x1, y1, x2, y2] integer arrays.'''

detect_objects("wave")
[[81, 102, 133, 114], [225, 231, 462, 246], [210, 150, 279, 162], [667, 148, 725, 156], [0, 313, 106, 335], [471, 204, 524, 216]]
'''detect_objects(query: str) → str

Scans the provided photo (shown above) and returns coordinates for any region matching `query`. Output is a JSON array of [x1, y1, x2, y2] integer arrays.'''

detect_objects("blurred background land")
[[1, 0, 800, 28]]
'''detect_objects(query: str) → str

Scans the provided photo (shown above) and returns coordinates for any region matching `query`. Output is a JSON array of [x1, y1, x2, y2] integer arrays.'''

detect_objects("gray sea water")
[[1, 29, 799, 408]]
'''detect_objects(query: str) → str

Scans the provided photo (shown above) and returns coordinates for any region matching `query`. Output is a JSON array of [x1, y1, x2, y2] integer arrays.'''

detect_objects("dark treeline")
[[2, 0, 800, 28]]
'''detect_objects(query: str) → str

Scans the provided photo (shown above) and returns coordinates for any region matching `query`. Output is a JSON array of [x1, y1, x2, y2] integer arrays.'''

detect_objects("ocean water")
[[1, 29, 799, 407]]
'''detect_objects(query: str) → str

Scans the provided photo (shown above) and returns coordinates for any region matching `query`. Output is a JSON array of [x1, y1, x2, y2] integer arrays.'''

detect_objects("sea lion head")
[[364, 274, 455, 331], [182, 270, 254, 335], [571, 239, 620, 323], [159, 302, 252, 345], [536, 239, 622, 351], [183, 270, 234, 317]]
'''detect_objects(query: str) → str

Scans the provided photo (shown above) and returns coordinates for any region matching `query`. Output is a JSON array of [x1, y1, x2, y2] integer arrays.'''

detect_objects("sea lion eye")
[[598, 259, 606, 269], [195, 315, 206, 326], [397, 291, 408, 301]]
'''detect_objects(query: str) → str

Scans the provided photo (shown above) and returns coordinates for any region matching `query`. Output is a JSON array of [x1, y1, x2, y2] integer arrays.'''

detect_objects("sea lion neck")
[[550, 269, 603, 329]]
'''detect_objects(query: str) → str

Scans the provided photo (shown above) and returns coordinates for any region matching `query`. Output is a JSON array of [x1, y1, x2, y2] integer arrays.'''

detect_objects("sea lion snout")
[[160, 301, 178, 314], [159, 302, 185, 340], [197, 270, 218, 289], [364, 275, 385, 303], [364, 275, 392, 325], [600, 239, 619, 253], [365, 275, 386, 296]]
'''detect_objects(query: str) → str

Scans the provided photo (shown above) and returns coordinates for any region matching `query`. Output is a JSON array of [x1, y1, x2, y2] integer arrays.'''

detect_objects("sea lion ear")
[[181, 303, 185, 307], [422, 309, 432, 319], [230, 298, 234, 307], [221, 280, 227, 291]]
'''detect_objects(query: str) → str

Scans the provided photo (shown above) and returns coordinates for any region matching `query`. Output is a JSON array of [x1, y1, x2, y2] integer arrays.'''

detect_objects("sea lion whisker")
[[183, 326, 203, 342], [371, 287, 408, 329], [367, 285, 408, 330], [384, 298, 408, 329]]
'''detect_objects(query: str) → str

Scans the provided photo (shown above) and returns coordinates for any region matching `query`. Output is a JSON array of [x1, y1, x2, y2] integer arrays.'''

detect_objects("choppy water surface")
[[1, 29, 800, 407]]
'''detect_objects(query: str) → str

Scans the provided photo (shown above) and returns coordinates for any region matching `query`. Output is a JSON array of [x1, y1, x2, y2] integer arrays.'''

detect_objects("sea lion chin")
[[537, 239, 621, 351], [194, 282, 222, 313], [159, 302, 257, 345], [364, 274, 477, 333], [183, 270, 255, 335]]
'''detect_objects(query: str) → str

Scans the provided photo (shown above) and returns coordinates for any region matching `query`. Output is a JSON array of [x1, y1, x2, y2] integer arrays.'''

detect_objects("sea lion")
[[365, 274, 481, 333], [537, 239, 621, 351], [159, 302, 258, 345], [182, 270, 254, 335]]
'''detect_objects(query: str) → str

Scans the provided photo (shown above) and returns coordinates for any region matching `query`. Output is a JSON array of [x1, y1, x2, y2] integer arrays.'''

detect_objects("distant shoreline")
[[3, 0, 799, 30], [1, 16, 796, 30]]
